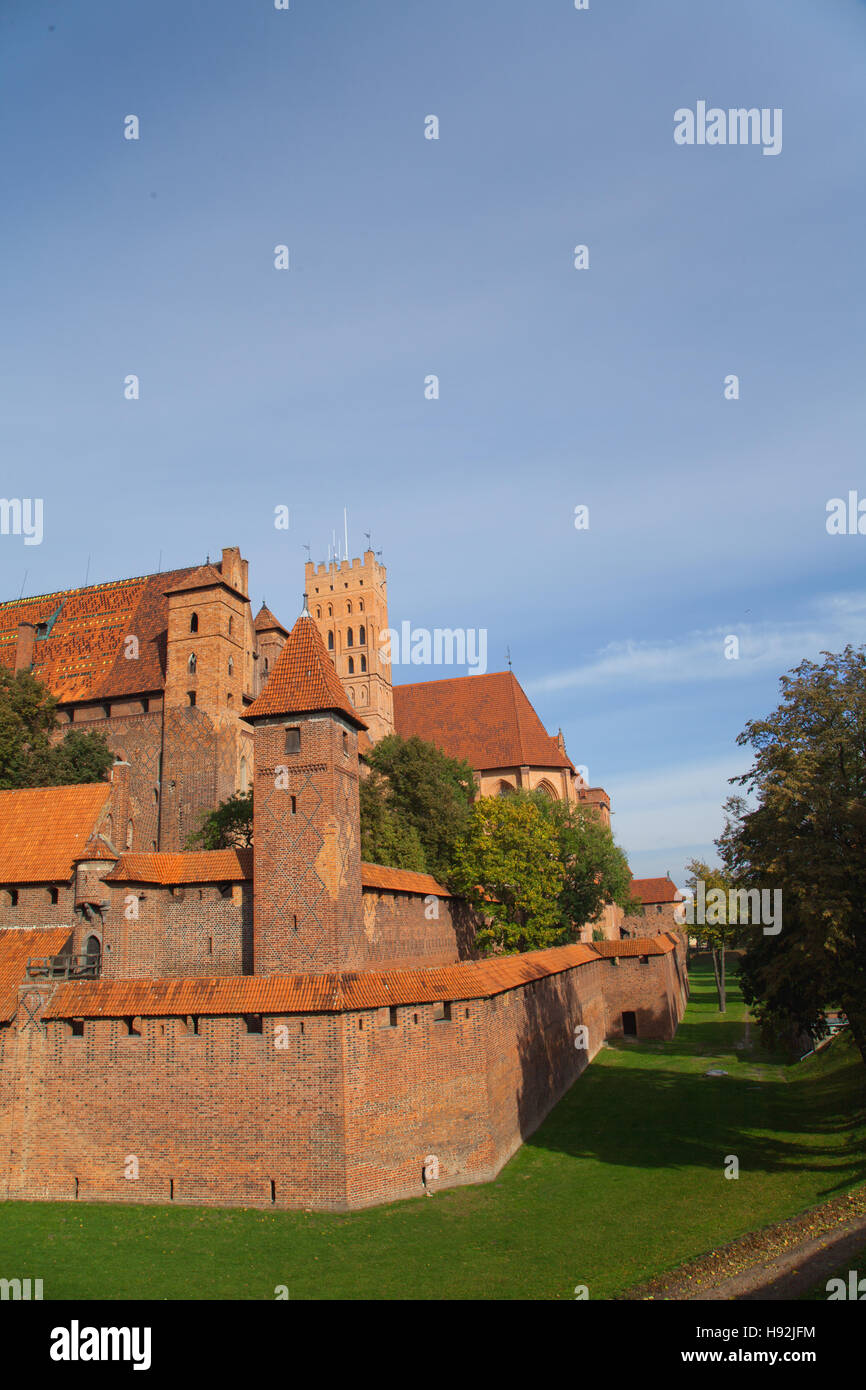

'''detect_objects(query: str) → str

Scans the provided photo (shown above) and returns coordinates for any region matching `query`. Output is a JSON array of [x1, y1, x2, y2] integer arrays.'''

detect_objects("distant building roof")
[[628, 877, 682, 905], [245, 613, 366, 728], [254, 604, 288, 636], [393, 671, 573, 772], [0, 927, 73, 1021], [0, 784, 112, 883]]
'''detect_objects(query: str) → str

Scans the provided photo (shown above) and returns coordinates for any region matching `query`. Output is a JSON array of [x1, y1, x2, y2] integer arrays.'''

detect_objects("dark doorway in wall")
[[622, 1010, 637, 1037]]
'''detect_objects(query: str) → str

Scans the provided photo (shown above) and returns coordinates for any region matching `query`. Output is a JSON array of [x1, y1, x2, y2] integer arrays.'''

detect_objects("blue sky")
[[2, 0, 865, 886]]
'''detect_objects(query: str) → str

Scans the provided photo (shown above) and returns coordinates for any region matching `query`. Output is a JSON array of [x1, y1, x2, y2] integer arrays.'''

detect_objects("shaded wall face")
[[103, 883, 251, 980], [602, 953, 685, 1040], [0, 885, 76, 930], [360, 890, 461, 969]]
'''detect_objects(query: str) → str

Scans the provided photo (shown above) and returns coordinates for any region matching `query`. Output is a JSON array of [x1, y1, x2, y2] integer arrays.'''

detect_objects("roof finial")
[[301, 591, 311, 617], [506, 644, 512, 671]]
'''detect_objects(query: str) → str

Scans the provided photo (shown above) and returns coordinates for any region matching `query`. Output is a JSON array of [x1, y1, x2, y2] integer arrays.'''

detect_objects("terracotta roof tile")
[[245, 614, 366, 727], [103, 849, 450, 896], [592, 936, 677, 957], [0, 927, 73, 1021], [393, 672, 573, 772], [629, 877, 682, 905], [0, 784, 111, 883], [43, 941, 604, 1018], [254, 604, 288, 635], [0, 566, 199, 703], [163, 565, 239, 597]]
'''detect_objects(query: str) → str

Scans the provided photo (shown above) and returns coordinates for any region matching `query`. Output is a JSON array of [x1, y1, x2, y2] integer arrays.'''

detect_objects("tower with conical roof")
[[244, 604, 368, 975]]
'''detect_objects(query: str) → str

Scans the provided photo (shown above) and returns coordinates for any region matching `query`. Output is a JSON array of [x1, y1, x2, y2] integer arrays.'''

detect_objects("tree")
[[681, 855, 747, 1014], [723, 645, 866, 1063], [187, 791, 253, 850], [364, 734, 474, 881], [533, 793, 633, 935], [0, 668, 114, 788], [450, 795, 565, 954], [359, 768, 427, 871]]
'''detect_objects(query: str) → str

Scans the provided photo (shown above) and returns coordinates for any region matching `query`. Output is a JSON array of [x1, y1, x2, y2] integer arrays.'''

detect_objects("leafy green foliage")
[[724, 645, 866, 1063], [535, 793, 633, 930], [450, 795, 565, 953], [364, 734, 474, 881], [0, 668, 114, 788], [359, 768, 426, 871], [187, 791, 253, 850]]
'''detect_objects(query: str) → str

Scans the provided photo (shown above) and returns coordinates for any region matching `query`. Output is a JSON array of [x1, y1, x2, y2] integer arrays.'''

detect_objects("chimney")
[[14, 621, 37, 673]]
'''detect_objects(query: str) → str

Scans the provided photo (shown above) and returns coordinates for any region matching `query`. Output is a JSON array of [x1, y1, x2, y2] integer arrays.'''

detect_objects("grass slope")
[[1, 959, 864, 1300]]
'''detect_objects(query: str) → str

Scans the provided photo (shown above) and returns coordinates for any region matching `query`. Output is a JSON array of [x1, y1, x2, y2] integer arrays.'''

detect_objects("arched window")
[[48, 886, 59, 905], [536, 780, 558, 800], [346, 628, 354, 647], [190, 613, 198, 633], [359, 599, 364, 612], [228, 656, 234, 676], [359, 625, 366, 645], [315, 606, 321, 619], [228, 617, 233, 634], [347, 688, 355, 705], [188, 652, 197, 674], [348, 657, 354, 674], [327, 604, 332, 618], [126, 820, 134, 849], [240, 756, 248, 792], [84, 934, 101, 973], [264, 656, 269, 674], [328, 631, 334, 651], [498, 781, 515, 796], [347, 601, 352, 614], [358, 686, 366, 704], [360, 655, 367, 672]]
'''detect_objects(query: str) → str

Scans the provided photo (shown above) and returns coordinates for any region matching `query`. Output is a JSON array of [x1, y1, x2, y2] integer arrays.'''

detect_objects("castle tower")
[[253, 604, 289, 698], [243, 607, 368, 975], [305, 549, 393, 743]]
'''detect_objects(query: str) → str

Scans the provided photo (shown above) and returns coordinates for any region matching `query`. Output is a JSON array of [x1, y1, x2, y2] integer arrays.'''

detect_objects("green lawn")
[[2, 959, 864, 1300]]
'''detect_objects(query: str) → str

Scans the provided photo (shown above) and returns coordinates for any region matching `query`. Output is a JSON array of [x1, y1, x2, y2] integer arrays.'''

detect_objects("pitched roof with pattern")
[[592, 935, 678, 957], [0, 566, 200, 703], [393, 671, 573, 772], [104, 849, 450, 896], [244, 613, 366, 728], [0, 784, 112, 883], [42, 941, 604, 1018], [629, 877, 682, 905], [254, 604, 288, 635], [0, 927, 73, 1021]]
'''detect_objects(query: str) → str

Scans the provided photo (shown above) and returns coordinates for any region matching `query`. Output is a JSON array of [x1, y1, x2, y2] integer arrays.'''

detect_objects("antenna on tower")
[[344, 507, 349, 562], [506, 645, 512, 671], [303, 542, 311, 560], [18, 570, 27, 599]]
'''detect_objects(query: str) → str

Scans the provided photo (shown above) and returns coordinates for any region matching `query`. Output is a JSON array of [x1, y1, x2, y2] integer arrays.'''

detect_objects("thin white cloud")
[[527, 591, 866, 695]]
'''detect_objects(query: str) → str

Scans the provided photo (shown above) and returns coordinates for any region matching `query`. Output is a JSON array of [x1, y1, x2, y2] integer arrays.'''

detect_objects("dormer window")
[[190, 613, 198, 633]]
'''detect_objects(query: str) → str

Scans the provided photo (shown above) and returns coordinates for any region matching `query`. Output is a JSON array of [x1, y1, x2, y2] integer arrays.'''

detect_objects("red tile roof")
[[163, 565, 244, 598], [0, 927, 73, 1021], [0, 784, 112, 883], [42, 941, 603, 1018], [254, 604, 288, 635], [0, 566, 200, 703], [592, 935, 677, 957], [245, 613, 366, 727], [393, 672, 573, 772], [104, 849, 450, 896], [629, 877, 682, 905]]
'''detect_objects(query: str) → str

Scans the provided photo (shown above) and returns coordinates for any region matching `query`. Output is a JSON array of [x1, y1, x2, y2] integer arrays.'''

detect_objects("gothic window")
[[85, 935, 101, 970], [536, 780, 557, 800], [359, 625, 366, 645], [190, 613, 198, 633], [348, 657, 354, 674], [346, 628, 354, 647], [188, 652, 197, 674], [327, 604, 332, 617], [228, 617, 233, 634], [228, 657, 234, 676], [328, 631, 334, 651], [48, 886, 59, 905], [358, 687, 366, 704], [264, 657, 269, 674], [360, 655, 367, 672], [359, 600, 364, 612], [315, 607, 321, 619], [347, 601, 352, 614], [126, 820, 134, 849], [347, 688, 355, 704], [187, 691, 196, 706]]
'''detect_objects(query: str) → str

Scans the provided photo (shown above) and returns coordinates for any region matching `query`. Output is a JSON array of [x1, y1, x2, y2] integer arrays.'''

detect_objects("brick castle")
[[0, 545, 687, 1209]]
